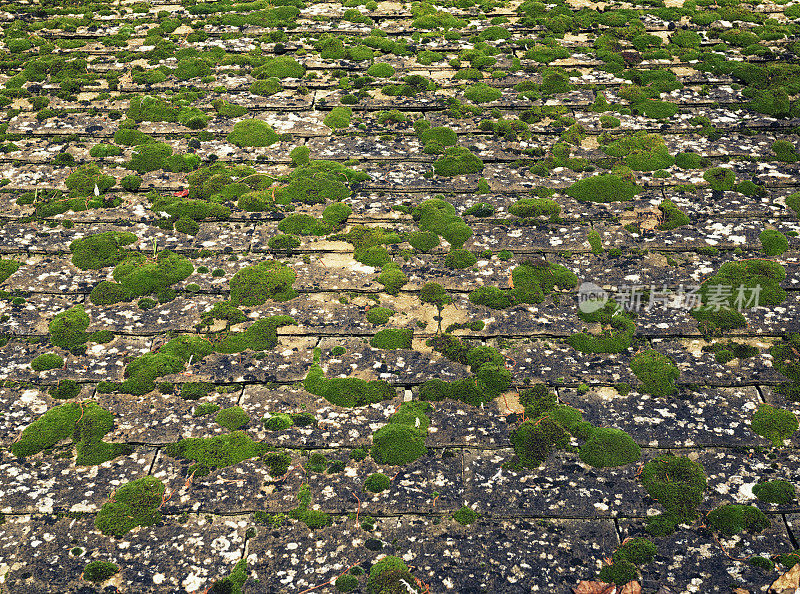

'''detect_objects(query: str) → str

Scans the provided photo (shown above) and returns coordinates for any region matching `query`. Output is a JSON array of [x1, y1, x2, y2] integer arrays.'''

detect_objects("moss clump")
[[408, 231, 440, 252], [214, 316, 297, 353], [509, 197, 560, 218], [445, 249, 477, 269], [128, 142, 173, 174], [83, 561, 119, 582], [335, 574, 359, 592], [12, 401, 130, 465], [691, 259, 787, 336], [674, 151, 707, 169], [469, 286, 512, 309], [229, 261, 297, 306], [640, 454, 706, 530], [65, 164, 115, 198], [773, 140, 800, 163], [786, 191, 800, 217], [602, 131, 674, 171], [323, 202, 353, 226], [597, 560, 638, 587], [565, 174, 641, 203], [114, 128, 154, 146], [215, 406, 250, 431], [121, 336, 214, 395], [324, 106, 353, 130], [49, 304, 91, 351], [194, 403, 221, 417], [278, 213, 329, 236], [614, 537, 656, 565], [227, 119, 281, 147], [367, 62, 395, 77], [464, 82, 502, 103], [69, 231, 137, 270], [304, 364, 395, 407], [0, 259, 20, 283], [751, 403, 798, 447], [50, 379, 81, 400], [95, 476, 165, 537], [453, 505, 479, 525], [264, 413, 294, 431], [433, 146, 484, 176], [366, 307, 395, 325], [209, 559, 248, 594], [412, 198, 473, 248], [289, 484, 332, 529], [658, 199, 690, 230], [164, 431, 272, 476], [760, 228, 789, 256], [512, 260, 577, 303], [753, 479, 796, 504], [31, 353, 64, 371], [370, 328, 413, 350], [376, 263, 408, 295], [630, 350, 679, 397], [706, 504, 770, 536], [275, 160, 368, 205], [703, 167, 736, 192], [254, 56, 305, 79], [366, 556, 421, 594], [511, 417, 570, 467], [364, 472, 391, 493], [250, 77, 282, 96], [371, 402, 430, 466], [578, 427, 640, 468], [212, 99, 248, 118], [90, 250, 193, 306]]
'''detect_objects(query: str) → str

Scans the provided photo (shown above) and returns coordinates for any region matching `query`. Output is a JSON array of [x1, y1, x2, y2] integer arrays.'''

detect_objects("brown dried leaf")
[[771, 564, 800, 592], [573, 581, 617, 594], [620, 582, 641, 594]]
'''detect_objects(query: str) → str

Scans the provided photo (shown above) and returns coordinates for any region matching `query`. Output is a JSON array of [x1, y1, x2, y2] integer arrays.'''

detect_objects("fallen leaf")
[[573, 581, 617, 594], [174, 189, 189, 197], [620, 582, 641, 594], [732, 588, 750, 594], [771, 564, 800, 592]]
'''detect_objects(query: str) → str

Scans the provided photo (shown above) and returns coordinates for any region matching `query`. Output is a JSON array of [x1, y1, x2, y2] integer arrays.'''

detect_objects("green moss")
[[511, 417, 570, 467], [49, 304, 90, 351], [264, 413, 294, 431], [304, 364, 395, 407], [323, 202, 352, 226], [95, 476, 165, 537], [469, 286, 512, 309], [640, 454, 707, 524], [211, 99, 248, 118], [519, 384, 558, 418], [215, 406, 249, 431], [376, 262, 408, 295], [370, 328, 413, 352], [453, 505, 480, 525], [31, 352, 64, 372], [194, 403, 221, 417], [121, 336, 214, 395], [408, 231, 440, 252], [360, 245, 391, 267], [703, 167, 736, 192], [614, 537, 656, 565], [786, 192, 800, 216], [227, 119, 281, 147], [707, 504, 770, 536], [364, 472, 391, 493], [12, 401, 130, 465], [674, 152, 707, 169], [419, 282, 452, 310], [254, 56, 305, 79], [779, 550, 800, 569], [209, 559, 248, 594], [335, 574, 359, 592], [445, 249, 477, 269], [691, 259, 787, 335], [752, 479, 796, 504], [366, 307, 394, 325], [509, 198, 561, 218], [366, 556, 420, 594], [127, 142, 172, 174], [164, 431, 272, 476], [275, 160, 367, 205], [751, 403, 798, 447], [760, 228, 789, 256], [630, 350, 679, 397], [49, 379, 81, 400], [83, 561, 119, 583], [509, 260, 578, 305], [250, 77, 283, 96], [65, 164, 115, 197], [433, 146, 484, 176], [0, 259, 20, 283], [366, 62, 395, 77], [70, 231, 137, 270], [279, 213, 331, 235], [229, 260, 297, 306], [90, 250, 193, 306], [603, 131, 674, 171], [598, 560, 638, 587], [268, 234, 301, 252], [565, 173, 641, 203], [324, 106, 353, 130], [658, 199, 690, 230], [578, 427, 640, 468], [372, 422, 426, 466], [773, 140, 800, 163], [215, 315, 297, 353]]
